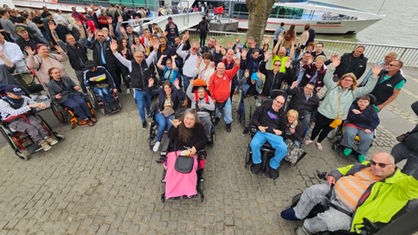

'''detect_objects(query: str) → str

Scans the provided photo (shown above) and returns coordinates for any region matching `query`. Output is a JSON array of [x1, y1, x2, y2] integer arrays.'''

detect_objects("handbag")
[[329, 90, 343, 129], [174, 154, 194, 173], [161, 107, 175, 117], [284, 139, 306, 166]]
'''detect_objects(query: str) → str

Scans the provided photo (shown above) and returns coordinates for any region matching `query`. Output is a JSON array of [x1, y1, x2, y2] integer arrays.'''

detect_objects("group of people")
[[0, 5, 417, 234]]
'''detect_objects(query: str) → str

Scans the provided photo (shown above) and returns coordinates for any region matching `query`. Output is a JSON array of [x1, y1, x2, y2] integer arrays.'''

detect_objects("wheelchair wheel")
[[50, 101, 68, 123], [15, 149, 30, 161], [245, 146, 252, 168], [86, 88, 99, 110]]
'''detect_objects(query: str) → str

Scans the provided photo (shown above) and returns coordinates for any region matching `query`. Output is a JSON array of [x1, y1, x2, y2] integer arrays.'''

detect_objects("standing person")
[[391, 101, 418, 178], [15, 26, 45, 52], [0, 9, 18, 41], [208, 58, 240, 132], [305, 57, 381, 151], [273, 22, 285, 47], [165, 17, 179, 46], [334, 45, 368, 80], [370, 60, 406, 112], [241, 70, 263, 134], [87, 29, 122, 93], [63, 33, 89, 93], [176, 33, 201, 89], [311, 42, 326, 59], [110, 39, 157, 128], [197, 16, 209, 48], [360, 51, 397, 87]]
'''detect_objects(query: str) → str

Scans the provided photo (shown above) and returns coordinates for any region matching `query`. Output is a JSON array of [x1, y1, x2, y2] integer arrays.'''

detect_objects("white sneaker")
[[315, 142, 323, 151], [304, 139, 314, 145], [126, 88, 131, 94], [46, 137, 58, 146], [153, 141, 161, 152], [40, 141, 51, 152]]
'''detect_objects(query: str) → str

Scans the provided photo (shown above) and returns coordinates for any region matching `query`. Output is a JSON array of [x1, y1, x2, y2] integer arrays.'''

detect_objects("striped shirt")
[[334, 167, 382, 212]]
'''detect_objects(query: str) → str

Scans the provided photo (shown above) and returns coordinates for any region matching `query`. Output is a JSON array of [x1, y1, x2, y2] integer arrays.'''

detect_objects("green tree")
[[246, 0, 276, 44]]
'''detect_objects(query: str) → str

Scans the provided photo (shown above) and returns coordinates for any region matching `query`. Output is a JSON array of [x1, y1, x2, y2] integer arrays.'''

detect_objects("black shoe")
[[155, 156, 166, 163], [265, 166, 279, 179], [142, 121, 147, 129], [250, 163, 263, 175], [226, 124, 231, 132], [243, 127, 250, 135], [214, 117, 220, 126]]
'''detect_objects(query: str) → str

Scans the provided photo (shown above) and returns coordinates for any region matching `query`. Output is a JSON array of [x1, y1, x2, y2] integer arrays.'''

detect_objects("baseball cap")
[[15, 26, 27, 33], [5, 85, 25, 96]]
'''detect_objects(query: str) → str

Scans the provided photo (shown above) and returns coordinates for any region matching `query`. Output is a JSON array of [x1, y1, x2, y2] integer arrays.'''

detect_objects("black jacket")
[[87, 38, 118, 70], [259, 61, 294, 96], [335, 52, 368, 79], [252, 101, 286, 135], [371, 70, 406, 105], [46, 76, 79, 104], [345, 103, 380, 131], [287, 87, 319, 115], [65, 42, 88, 71]]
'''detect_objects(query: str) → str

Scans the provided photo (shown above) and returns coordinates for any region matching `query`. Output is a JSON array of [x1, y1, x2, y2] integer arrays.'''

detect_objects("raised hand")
[[173, 79, 180, 89], [331, 56, 341, 68], [215, 43, 221, 53], [371, 64, 382, 76], [110, 39, 118, 52], [48, 21, 57, 31], [54, 45, 65, 53], [24, 46, 35, 56], [234, 57, 240, 67], [148, 78, 154, 87], [241, 48, 248, 58], [290, 80, 299, 89], [170, 119, 182, 128]]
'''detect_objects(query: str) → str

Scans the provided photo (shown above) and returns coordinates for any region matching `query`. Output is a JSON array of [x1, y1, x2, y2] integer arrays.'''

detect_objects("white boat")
[[189, 0, 384, 34]]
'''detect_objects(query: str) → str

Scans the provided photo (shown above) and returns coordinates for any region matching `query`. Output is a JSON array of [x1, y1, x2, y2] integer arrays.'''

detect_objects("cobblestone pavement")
[[0, 89, 405, 235]]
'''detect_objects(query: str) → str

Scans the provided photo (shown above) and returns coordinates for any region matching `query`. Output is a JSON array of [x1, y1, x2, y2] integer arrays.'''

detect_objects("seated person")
[[249, 93, 287, 179], [343, 95, 379, 163], [287, 81, 319, 135], [156, 54, 180, 84], [281, 152, 418, 235], [186, 78, 215, 143], [83, 60, 120, 114], [284, 109, 304, 148], [46, 67, 96, 128], [168, 108, 207, 155], [148, 79, 185, 152], [241, 70, 263, 134], [0, 32, 25, 72], [0, 85, 57, 151]]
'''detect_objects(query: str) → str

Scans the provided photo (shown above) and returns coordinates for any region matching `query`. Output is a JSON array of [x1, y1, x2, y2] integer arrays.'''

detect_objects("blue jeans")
[[215, 98, 233, 125], [182, 75, 193, 91], [250, 131, 287, 169], [343, 126, 374, 155], [93, 87, 113, 104], [134, 89, 151, 123], [155, 112, 174, 141], [61, 94, 92, 120]]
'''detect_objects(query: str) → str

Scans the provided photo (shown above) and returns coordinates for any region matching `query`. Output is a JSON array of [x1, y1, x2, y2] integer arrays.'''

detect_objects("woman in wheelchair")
[[186, 78, 215, 144], [342, 96, 379, 163], [84, 60, 120, 114], [148, 79, 185, 152], [47, 67, 96, 127], [249, 93, 287, 179], [284, 109, 304, 147], [0, 85, 58, 151]]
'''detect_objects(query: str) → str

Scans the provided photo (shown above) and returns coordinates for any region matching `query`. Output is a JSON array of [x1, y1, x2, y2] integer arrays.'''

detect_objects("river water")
[[319, 0, 418, 47]]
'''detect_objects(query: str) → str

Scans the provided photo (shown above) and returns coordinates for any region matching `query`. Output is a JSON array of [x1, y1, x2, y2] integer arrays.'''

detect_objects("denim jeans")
[[250, 131, 287, 169], [343, 126, 374, 155], [293, 184, 352, 233], [93, 87, 113, 104], [182, 75, 193, 91], [61, 93, 92, 120], [134, 89, 151, 123], [215, 98, 233, 125], [155, 112, 174, 141]]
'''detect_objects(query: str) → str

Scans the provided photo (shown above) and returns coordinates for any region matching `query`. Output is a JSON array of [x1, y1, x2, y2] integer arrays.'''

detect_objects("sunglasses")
[[370, 160, 392, 168], [192, 47, 199, 51]]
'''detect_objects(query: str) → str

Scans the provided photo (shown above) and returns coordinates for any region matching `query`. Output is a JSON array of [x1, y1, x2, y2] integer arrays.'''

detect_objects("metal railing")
[[186, 29, 418, 68]]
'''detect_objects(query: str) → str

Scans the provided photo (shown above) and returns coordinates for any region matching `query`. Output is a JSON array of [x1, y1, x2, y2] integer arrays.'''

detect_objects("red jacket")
[[209, 65, 239, 103]]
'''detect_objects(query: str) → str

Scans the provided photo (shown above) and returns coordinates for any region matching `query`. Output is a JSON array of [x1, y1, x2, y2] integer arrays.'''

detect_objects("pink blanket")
[[163, 151, 198, 199]]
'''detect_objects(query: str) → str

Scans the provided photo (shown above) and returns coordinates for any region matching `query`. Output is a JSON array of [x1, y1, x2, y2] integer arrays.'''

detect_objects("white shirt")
[[0, 41, 24, 65]]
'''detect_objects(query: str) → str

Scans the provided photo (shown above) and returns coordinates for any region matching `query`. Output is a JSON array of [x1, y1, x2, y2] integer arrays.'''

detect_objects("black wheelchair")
[[85, 86, 121, 115]]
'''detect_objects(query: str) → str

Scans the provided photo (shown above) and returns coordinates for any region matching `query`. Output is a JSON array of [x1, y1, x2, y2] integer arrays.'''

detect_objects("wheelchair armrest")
[[197, 149, 207, 160], [363, 218, 386, 234]]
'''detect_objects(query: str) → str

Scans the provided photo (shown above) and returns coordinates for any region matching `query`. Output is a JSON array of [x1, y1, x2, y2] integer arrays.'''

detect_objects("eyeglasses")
[[273, 64, 281, 67], [389, 64, 398, 67], [97, 35, 104, 37], [370, 160, 392, 168], [192, 47, 199, 51]]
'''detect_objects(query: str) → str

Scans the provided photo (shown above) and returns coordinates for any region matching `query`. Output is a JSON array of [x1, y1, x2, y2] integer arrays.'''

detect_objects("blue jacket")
[[345, 103, 380, 131]]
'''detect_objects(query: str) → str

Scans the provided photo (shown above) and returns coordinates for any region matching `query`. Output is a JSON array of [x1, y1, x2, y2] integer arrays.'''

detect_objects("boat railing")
[[186, 29, 418, 67]]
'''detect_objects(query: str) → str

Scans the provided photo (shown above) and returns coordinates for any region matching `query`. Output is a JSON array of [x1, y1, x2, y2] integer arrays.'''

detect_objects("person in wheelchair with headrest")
[[342, 95, 379, 163], [186, 78, 215, 144], [47, 67, 97, 128], [83, 60, 120, 114], [249, 91, 287, 179], [0, 85, 58, 151], [281, 152, 418, 235]]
